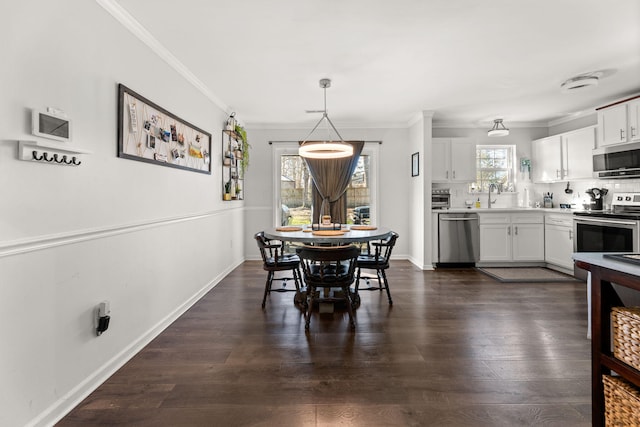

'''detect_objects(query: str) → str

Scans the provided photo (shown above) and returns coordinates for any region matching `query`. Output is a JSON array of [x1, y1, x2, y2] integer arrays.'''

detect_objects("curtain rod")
[[268, 140, 382, 145]]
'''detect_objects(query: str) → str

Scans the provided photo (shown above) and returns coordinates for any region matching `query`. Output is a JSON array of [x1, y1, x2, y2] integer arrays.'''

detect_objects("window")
[[273, 143, 378, 226], [473, 145, 516, 192]]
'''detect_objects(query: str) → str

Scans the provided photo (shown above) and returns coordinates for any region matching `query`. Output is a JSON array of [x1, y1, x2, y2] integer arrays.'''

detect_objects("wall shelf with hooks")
[[18, 140, 91, 166]]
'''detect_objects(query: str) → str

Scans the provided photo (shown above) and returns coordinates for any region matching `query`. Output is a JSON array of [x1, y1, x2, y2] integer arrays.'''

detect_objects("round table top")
[[264, 225, 392, 244]]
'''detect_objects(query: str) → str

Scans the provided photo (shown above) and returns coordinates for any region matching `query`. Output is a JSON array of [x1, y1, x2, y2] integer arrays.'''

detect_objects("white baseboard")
[[29, 259, 243, 427]]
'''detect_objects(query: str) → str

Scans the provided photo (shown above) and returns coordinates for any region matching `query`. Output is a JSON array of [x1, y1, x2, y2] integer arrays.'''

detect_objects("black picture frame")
[[117, 84, 212, 174], [411, 152, 419, 177]]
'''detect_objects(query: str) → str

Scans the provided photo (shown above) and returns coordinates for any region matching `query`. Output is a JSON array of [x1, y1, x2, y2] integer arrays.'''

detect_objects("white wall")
[[243, 127, 412, 260], [1, 1, 242, 425]]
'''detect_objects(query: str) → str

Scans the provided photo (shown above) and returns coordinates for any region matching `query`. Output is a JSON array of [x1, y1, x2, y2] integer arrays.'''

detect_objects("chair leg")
[[376, 269, 384, 291], [293, 267, 302, 291], [343, 285, 356, 329], [262, 271, 274, 308], [305, 286, 315, 330], [355, 267, 361, 294], [381, 269, 392, 305]]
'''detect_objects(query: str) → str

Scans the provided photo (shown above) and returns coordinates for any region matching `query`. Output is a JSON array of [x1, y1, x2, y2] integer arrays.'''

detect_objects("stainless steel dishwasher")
[[438, 212, 479, 264]]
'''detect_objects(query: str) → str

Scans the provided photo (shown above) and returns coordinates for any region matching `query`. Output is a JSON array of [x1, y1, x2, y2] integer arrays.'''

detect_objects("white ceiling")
[[110, 0, 640, 128]]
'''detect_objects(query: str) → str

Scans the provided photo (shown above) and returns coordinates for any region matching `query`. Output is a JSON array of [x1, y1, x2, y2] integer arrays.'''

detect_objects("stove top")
[[574, 211, 640, 220], [574, 192, 640, 220]]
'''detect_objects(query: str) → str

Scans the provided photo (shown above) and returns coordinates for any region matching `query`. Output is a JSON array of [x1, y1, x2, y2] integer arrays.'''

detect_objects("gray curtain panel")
[[301, 141, 364, 224]]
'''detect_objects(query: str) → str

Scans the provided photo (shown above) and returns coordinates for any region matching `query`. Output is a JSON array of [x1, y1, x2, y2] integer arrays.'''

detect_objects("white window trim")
[[271, 142, 379, 227]]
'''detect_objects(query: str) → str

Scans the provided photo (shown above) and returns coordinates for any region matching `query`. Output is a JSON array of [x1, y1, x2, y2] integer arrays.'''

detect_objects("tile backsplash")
[[435, 178, 640, 209]]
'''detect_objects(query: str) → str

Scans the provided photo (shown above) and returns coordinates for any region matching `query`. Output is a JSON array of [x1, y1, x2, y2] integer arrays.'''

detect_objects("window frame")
[[473, 144, 517, 193], [272, 142, 378, 227]]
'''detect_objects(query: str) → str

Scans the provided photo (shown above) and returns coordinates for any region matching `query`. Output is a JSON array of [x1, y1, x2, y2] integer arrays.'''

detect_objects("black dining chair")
[[354, 231, 398, 306], [255, 231, 302, 308], [297, 245, 360, 330]]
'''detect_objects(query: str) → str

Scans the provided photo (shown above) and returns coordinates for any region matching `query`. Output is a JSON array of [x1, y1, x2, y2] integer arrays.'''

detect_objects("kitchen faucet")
[[488, 183, 500, 208]]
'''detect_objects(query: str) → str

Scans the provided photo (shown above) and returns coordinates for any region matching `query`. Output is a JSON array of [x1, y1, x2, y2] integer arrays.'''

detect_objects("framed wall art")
[[411, 152, 419, 177], [117, 84, 211, 174]]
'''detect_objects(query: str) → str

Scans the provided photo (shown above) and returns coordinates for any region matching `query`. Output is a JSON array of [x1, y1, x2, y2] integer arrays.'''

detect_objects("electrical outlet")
[[96, 301, 111, 336]]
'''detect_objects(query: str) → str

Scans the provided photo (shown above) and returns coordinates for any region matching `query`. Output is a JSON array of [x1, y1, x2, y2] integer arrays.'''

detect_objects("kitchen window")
[[472, 145, 516, 192]]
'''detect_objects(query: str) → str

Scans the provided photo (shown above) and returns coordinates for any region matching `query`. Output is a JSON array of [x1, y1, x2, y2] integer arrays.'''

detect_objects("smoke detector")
[[561, 75, 599, 92]]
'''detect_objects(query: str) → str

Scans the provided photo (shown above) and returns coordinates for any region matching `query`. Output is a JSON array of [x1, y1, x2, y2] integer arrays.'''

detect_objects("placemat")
[[275, 226, 303, 232], [350, 225, 377, 230], [312, 230, 345, 236]]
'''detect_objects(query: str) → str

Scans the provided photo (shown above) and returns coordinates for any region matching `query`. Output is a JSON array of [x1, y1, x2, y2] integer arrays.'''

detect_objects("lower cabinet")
[[544, 214, 573, 270], [479, 213, 544, 262]]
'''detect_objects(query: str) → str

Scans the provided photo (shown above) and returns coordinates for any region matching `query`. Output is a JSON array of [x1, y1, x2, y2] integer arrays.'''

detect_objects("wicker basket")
[[612, 307, 640, 371], [603, 375, 640, 426]]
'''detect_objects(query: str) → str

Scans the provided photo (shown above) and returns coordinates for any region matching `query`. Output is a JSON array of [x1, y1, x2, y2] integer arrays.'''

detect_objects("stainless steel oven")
[[573, 192, 640, 278], [573, 216, 639, 253]]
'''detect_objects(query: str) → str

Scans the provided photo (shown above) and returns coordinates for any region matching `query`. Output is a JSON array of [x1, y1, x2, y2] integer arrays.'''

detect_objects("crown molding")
[[432, 120, 549, 129], [96, 0, 230, 115], [547, 109, 597, 127]]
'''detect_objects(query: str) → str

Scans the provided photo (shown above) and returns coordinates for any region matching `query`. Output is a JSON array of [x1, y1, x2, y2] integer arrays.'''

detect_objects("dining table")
[[263, 225, 393, 310], [263, 225, 392, 245]]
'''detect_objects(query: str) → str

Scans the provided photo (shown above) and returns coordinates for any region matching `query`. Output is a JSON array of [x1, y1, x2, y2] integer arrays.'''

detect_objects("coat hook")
[[42, 152, 54, 162], [57, 154, 68, 164], [53, 153, 63, 163], [32, 150, 44, 161], [62, 155, 73, 165], [71, 156, 81, 166]]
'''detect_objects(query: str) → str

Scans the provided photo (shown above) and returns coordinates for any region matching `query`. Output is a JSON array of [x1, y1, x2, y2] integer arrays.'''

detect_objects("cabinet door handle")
[[569, 230, 573, 240], [453, 170, 456, 179], [556, 169, 560, 178], [514, 226, 518, 235], [507, 226, 511, 236], [632, 127, 637, 139], [621, 129, 625, 140]]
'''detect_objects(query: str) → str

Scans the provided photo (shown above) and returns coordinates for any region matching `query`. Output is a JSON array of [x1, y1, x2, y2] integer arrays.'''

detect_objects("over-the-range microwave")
[[593, 141, 640, 179]]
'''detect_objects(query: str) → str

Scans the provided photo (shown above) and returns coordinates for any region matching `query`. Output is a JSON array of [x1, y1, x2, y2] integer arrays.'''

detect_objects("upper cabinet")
[[532, 135, 562, 183], [597, 95, 640, 147], [562, 127, 596, 180], [532, 126, 595, 183], [432, 138, 476, 183]]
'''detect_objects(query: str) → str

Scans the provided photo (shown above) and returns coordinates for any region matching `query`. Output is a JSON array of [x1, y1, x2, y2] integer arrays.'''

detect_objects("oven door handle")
[[574, 217, 639, 226]]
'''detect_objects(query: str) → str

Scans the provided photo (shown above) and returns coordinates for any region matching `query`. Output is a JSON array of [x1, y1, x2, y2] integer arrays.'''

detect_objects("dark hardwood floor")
[[58, 261, 591, 426]]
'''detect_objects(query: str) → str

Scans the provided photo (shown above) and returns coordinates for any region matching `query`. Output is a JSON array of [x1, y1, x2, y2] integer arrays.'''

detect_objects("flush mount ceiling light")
[[487, 119, 509, 137], [561, 75, 599, 92], [298, 79, 353, 159]]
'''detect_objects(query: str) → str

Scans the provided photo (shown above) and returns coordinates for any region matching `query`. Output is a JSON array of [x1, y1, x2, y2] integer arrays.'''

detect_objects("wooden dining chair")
[[255, 231, 302, 308], [297, 245, 360, 330], [354, 231, 398, 306]]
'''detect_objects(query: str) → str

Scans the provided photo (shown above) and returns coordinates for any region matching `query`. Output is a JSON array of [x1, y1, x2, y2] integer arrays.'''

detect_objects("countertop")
[[573, 252, 640, 277], [433, 207, 577, 214]]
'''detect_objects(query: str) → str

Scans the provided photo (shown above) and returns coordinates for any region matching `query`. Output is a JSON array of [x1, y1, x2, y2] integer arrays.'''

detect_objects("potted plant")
[[234, 124, 250, 175], [223, 181, 232, 201], [235, 183, 242, 199]]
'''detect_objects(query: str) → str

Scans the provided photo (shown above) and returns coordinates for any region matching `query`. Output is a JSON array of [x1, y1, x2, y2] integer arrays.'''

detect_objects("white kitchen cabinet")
[[532, 135, 562, 182], [479, 213, 544, 262], [532, 127, 595, 183], [479, 221, 512, 261], [562, 126, 595, 180], [432, 138, 476, 183], [629, 98, 640, 142], [597, 96, 640, 147], [544, 214, 573, 270]]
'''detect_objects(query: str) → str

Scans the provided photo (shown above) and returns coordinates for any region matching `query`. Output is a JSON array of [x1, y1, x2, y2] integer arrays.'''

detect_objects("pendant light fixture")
[[487, 119, 509, 137], [298, 79, 353, 159]]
